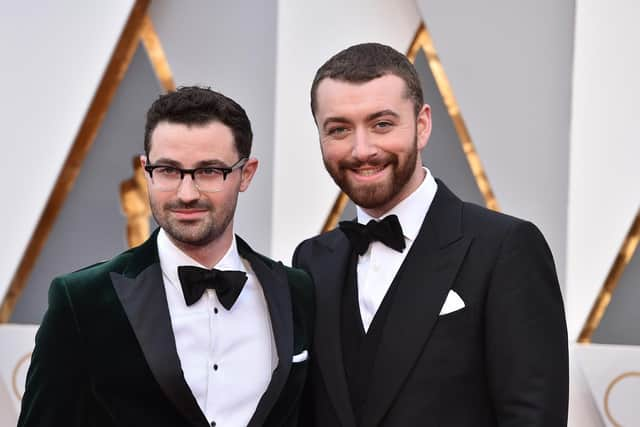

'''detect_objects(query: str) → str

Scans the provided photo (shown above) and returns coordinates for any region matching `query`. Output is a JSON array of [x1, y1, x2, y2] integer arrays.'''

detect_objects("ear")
[[139, 155, 151, 183], [239, 158, 258, 192], [416, 104, 432, 151]]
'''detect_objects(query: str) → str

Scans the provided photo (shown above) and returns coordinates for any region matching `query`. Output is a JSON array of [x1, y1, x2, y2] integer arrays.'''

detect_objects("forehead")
[[148, 121, 237, 162], [314, 74, 411, 119]]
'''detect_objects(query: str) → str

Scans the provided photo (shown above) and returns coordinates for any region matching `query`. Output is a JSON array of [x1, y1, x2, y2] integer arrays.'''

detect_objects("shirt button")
[[213, 364, 218, 371], [210, 421, 216, 427], [214, 307, 219, 314]]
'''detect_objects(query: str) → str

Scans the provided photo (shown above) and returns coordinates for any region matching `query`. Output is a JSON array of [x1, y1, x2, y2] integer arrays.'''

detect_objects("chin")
[[348, 188, 394, 211]]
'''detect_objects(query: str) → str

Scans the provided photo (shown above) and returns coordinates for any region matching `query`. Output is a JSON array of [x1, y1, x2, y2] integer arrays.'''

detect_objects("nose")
[[351, 128, 378, 162], [176, 174, 200, 203]]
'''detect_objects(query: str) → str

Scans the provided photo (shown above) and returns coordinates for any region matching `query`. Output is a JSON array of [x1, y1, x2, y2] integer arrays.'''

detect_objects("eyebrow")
[[322, 109, 400, 130], [366, 109, 400, 121], [149, 157, 232, 168]]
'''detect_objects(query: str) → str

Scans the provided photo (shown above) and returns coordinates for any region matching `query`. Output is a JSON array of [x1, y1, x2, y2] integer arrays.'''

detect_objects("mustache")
[[165, 200, 212, 210], [338, 155, 395, 169]]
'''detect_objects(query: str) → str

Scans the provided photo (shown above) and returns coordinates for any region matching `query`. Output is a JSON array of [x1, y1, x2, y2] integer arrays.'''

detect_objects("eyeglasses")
[[144, 158, 248, 192]]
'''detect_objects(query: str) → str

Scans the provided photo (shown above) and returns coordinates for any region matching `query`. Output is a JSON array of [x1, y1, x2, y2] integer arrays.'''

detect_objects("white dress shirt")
[[157, 229, 278, 427], [356, 168, 438, 332]]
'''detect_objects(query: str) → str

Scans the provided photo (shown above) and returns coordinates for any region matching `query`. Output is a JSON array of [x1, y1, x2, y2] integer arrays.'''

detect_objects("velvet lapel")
[[237, 236, 295, 427], [111, 230, 209, 427], [310, 231, 358, 427], [360, 181, 472, 427]]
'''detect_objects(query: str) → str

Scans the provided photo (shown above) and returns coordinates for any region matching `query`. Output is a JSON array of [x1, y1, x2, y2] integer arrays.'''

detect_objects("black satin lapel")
[[312, 236, 358, 427], [360, 220, 471, 427], [111, 265, 208, 427]]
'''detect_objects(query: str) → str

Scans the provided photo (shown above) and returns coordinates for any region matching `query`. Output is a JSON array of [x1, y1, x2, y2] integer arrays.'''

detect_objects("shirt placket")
[[360, 244, 379, 330], [205, 289, 221, 420], [371, 246, 386, 310]]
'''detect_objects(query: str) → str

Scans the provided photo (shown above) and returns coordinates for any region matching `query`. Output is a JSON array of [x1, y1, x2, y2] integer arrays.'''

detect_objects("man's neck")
[[167, 227, 234, 268]]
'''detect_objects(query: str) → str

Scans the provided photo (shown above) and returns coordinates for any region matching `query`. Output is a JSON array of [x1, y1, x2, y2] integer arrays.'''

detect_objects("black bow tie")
[[339, 214, 406, 256], [177, 266, 247, 310]]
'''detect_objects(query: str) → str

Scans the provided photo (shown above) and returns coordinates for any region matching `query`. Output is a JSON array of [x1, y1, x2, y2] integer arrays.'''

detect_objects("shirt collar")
[[157, 228, 246, 291], [356, 167, 438, 242]]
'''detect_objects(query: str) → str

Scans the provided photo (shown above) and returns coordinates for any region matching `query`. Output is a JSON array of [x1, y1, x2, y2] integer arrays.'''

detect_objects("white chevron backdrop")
[[1, 2, 639, 426]]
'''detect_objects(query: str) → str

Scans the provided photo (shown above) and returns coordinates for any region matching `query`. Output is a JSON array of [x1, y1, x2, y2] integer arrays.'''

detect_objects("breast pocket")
[[432, 306, 471, 336], [424, 307, 480, 371]]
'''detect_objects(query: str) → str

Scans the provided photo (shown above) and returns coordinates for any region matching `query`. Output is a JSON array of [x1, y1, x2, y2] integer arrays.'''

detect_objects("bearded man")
[[293, 43, 568, 427]]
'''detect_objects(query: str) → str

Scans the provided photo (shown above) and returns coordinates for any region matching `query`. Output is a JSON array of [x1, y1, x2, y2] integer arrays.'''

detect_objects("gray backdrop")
[[592, 240, 640, 345], [416, 0, 575, 293]]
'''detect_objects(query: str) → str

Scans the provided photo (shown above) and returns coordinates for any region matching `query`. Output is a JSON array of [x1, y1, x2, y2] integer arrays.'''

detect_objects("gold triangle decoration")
[[0, 0, 176, 322], [321, 22, 499, 232], [578, 209, 640, 343], [140, 14, 176, 92]]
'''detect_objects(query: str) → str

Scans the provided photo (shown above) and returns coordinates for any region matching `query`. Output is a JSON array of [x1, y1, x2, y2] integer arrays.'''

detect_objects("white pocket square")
[[439, 290, 465, 315], [292, 349, 308, 363]]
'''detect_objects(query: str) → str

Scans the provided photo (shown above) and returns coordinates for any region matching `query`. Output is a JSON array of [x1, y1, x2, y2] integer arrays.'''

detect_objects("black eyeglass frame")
[[144, 157, 248, 187]]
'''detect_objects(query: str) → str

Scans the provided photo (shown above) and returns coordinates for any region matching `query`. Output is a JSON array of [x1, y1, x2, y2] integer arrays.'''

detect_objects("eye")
[[155, 166, 179, 176], [327, 126, 349, 137], [195, 167, 223, 177], [374, 121, 393, 131]]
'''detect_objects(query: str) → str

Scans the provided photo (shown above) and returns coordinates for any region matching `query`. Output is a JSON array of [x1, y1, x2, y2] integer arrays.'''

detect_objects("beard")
[[150, 196, 236, 247], [324, 137, 419, 210]]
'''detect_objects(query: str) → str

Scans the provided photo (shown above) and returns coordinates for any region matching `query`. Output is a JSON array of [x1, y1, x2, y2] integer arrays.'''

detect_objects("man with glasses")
[[18, 86, 313, 427]]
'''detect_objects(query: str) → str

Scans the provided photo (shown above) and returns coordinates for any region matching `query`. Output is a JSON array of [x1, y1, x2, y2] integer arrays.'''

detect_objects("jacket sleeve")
[[17, 278, 89, 427], [291, 241, 316, 427], [485, 221, 569, 426]]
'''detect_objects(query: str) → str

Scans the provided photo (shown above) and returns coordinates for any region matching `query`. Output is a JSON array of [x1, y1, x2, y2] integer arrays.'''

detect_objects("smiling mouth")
[[349, 164, 388, 178], [356, 167, 384, 175]]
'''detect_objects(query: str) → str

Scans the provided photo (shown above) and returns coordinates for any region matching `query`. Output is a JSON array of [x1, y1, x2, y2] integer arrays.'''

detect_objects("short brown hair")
[[144, 86, 252, 159], [310, 42, 423, 117]]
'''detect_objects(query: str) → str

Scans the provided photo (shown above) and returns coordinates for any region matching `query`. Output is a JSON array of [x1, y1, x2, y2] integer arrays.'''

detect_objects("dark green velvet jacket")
[[17, 231, 314, 427]]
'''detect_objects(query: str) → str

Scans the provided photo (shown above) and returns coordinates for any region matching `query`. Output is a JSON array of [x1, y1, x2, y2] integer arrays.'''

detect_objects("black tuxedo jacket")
[[293, 180, 568, 427], [18, 231, 314, 427]]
